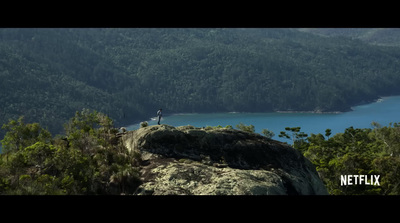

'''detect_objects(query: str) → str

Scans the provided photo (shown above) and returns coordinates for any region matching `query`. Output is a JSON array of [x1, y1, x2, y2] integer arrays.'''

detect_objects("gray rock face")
[[122, 125, 328, 195]]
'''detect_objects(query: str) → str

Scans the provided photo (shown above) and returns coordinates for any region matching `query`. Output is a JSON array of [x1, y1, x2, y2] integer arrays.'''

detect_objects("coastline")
[[276, 96, 387, 115], [125, 95, 400, 129], [276, 110, 343, 114]]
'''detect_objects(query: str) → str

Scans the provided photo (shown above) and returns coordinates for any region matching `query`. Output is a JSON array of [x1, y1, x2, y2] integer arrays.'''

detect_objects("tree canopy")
[[287, 123, 400, 195], [0, 110, 141, 195]]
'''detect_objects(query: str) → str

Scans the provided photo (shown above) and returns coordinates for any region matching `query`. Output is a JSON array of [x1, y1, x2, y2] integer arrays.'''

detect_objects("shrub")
[[235, 123, 255, 133], [140, 121, 148, 128], [225, 125, 233, 129], [261, 129, 275, 139]]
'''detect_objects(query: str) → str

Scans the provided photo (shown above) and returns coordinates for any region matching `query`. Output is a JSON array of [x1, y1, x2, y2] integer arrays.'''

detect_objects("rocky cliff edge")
[[122, 124, 328, 195]]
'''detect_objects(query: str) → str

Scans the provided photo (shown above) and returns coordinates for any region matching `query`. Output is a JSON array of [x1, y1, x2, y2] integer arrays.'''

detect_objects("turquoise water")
[[1, 96, 398, 153], [127, 96, 400, 141]]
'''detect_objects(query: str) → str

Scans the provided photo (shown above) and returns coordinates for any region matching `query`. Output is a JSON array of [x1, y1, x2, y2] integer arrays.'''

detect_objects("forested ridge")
[[299, 28, 400, 46], [2, 28, 400, 137]]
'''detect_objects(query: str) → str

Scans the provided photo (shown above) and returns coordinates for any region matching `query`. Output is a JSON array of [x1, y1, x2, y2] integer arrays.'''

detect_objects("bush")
[[140, 121, 148, 128], [235, 123, 255, 133], [261, 129, 275, 139]]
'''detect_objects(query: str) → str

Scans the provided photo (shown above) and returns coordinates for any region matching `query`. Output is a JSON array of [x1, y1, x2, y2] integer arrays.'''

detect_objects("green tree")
[[373, 156, 400, 195], [278, 127, 308, 147], [64, 108, 116, 152], [325, 129, 332, 139], [0, 110, 141, 195], [261, 128, 275, 139], [1, 116, 52, 153]]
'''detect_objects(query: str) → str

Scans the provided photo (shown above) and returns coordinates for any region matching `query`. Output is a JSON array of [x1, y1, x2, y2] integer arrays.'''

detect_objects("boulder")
[[122, 125, 328, 195]]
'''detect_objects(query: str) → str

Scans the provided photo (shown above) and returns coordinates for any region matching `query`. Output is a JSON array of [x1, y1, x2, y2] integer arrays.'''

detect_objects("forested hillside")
[[298, 28, 400, 46], [2, 28, 400, 136]]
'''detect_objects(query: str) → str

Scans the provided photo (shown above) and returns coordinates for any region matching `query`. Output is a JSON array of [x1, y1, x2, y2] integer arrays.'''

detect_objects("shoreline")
[[275, 110, 343, 114], [125, 95, 400, 129]]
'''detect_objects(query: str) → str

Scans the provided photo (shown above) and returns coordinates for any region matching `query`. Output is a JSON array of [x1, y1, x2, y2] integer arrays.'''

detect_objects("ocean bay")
[[128, 96, 400, 141]]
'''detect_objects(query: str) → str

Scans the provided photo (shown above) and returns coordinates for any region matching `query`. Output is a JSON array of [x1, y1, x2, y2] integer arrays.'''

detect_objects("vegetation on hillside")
[[1, 111, 399, 195], [282, 123, 400, 195], [2, 28, 400, 195], [2, 28, 400, 137], [0, 109, 141, 195], [298, 28, 400, 46]]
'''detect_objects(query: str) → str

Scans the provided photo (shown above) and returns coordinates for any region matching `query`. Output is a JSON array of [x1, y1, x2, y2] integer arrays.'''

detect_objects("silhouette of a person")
[[157, 108, 162, 125]]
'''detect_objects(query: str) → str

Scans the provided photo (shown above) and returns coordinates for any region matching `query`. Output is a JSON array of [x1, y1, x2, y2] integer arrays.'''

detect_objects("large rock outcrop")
[[122, 125, 328, 195]]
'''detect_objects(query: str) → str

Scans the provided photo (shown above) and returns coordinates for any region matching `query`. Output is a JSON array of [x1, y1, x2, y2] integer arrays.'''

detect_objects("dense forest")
[[2, 28, 400, 138]]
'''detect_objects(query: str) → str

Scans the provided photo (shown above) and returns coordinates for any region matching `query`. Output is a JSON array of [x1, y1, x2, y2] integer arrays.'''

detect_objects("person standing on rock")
[[157, 108, 162, 125]]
